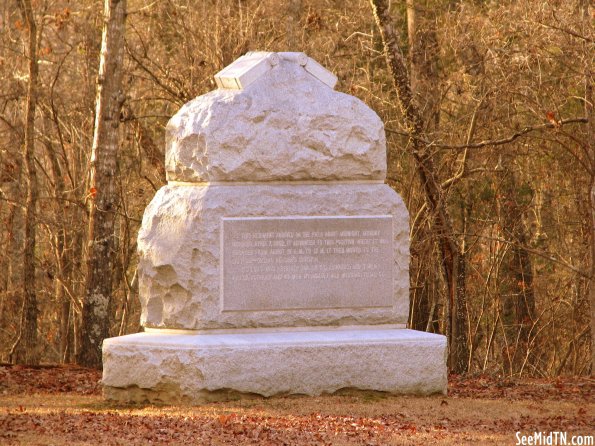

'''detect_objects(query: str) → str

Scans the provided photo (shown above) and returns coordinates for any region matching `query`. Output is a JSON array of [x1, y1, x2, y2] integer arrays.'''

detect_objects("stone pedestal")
[[136, 183, 410, 330], [102, 52, 447, 402], [103, 328, 446, 403]]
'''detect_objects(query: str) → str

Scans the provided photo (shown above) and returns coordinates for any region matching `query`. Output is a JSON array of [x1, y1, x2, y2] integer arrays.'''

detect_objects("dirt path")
[[1, 365, 593, 445]]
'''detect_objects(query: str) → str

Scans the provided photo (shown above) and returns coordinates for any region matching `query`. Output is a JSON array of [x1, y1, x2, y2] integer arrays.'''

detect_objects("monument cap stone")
[[165, 52, 386, 183], [214, 51, 338, 90]]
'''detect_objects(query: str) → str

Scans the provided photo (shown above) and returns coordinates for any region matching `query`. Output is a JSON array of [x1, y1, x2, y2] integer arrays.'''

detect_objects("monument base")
[[102, 328, 447, 404]]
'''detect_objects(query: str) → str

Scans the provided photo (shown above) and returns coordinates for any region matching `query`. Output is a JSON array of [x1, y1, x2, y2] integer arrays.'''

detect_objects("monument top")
[[165, 52, 387, 183], [215, 52, 338, 90]]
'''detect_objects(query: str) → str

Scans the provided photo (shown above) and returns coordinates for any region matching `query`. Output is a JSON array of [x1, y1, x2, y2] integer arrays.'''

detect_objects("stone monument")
[[102, 52, 447, 402]]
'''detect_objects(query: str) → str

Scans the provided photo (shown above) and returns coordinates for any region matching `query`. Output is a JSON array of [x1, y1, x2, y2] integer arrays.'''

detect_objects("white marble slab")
[[103, 328, 448, 401]]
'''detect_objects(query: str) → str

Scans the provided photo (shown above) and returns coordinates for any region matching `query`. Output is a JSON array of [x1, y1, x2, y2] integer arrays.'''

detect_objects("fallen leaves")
[[0, 364, 102, 396], [448, 374, 594, 402], [0, 366, 593, 445]]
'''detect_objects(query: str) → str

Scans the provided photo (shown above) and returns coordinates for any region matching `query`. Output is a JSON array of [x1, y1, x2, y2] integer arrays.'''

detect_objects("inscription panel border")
[[220, 215, 394, 312]]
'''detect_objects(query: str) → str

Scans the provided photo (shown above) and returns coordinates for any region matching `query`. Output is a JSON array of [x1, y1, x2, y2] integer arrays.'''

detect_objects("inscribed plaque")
[[221, 216, 394, 311]]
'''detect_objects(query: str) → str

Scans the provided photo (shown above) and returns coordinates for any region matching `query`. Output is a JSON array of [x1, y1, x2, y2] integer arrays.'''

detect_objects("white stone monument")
[[102, 52, 447, 402]]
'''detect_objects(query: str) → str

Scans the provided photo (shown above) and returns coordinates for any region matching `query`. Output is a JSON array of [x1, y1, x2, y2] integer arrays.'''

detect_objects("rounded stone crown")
[[165, 52, 387, 183]]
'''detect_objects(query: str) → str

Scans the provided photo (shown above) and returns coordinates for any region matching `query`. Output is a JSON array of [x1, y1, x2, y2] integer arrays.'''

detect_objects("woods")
[[78, 0, 126, 368], [0, 0, 592, 376], [10, 0, 39, 366]]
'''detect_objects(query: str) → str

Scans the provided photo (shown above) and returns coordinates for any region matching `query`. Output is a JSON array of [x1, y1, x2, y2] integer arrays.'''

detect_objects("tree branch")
[[461, 232, 592, 279], [386, 117, 589, 150]]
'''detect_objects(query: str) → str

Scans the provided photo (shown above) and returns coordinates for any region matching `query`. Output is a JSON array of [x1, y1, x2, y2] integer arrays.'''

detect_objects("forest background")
[[0, 0, 592, 377]]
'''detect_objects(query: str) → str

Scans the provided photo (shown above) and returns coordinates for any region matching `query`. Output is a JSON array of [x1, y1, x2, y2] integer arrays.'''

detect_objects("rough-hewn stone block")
[[166, 54, 385, 182], [137, 183, 410, 330], [103, 328, 447, 403]]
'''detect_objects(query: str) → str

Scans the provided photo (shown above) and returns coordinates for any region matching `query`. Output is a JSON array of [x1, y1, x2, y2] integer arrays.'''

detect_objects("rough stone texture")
[[102, 328, 448, 402], [137, 183, 409, 330], [103, 52, 448, 401], [165, 57, 386, 182]]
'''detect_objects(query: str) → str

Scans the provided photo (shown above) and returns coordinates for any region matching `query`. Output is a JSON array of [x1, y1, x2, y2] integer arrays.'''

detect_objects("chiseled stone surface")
[[102, 328, 448, 402], [103, 52, 449, 401], [138, 183, 410, 330], [165, 55, 385, 182]]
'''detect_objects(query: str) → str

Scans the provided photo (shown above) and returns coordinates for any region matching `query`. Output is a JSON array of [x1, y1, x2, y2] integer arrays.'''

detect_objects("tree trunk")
[[122, 104, 165, 181], [590, 178, 594, 375], [41, 132, 71, 363], [369, 0, 469, 373], [77, 0, 126, 368], [585, 23, 595, 378], [285, 0, 302, 49], [496, 161, 536, 375], [410, 242, 441, 333], [571, 0, 594, 375], [70, 229, 84, 362], [406, 0, 440, 130], [12, 0, 39, 366], [406, 0, 443, 333]]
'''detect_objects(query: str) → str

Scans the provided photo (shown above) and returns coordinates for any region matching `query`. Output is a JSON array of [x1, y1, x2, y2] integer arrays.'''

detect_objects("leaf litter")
[[0, 365, 592, 445]]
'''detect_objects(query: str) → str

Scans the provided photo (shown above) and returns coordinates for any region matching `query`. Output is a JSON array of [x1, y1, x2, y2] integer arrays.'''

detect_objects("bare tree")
[[580, 0, 595, 375], [77, 0, 127, 368], [285, 0, 302, 49], [369, 0, 469, 373], [495, 157, 536, 374], [406, 0, 443, 334], [11, 0, 39, 366], [406, 0, 440, 129]]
